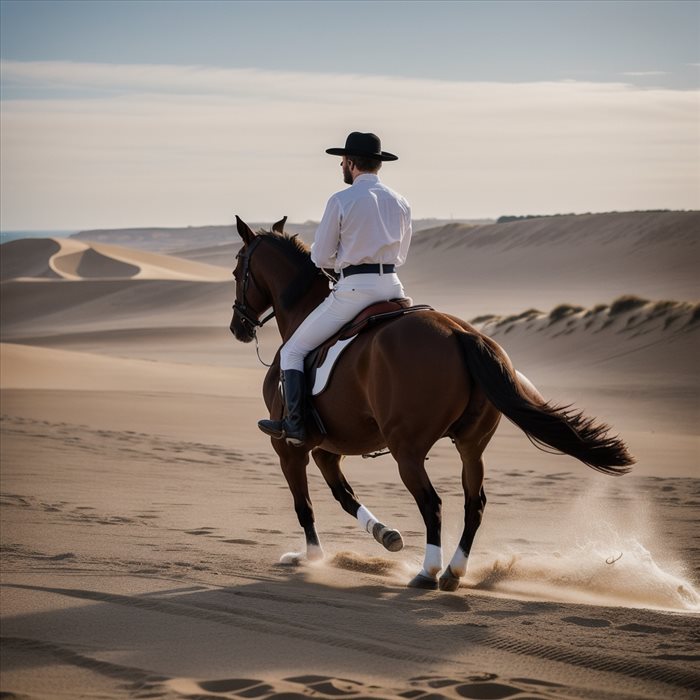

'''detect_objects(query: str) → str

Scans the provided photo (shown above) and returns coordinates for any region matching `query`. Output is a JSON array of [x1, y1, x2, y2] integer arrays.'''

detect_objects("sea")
[[0, 231, 77, 245]]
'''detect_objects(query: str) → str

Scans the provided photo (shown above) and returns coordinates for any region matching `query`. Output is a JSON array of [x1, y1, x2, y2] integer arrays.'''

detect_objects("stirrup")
[[258, 418, 305, 445]]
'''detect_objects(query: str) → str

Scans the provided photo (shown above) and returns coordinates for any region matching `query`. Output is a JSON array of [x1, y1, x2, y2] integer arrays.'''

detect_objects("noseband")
[[232, 236, 276, 333]]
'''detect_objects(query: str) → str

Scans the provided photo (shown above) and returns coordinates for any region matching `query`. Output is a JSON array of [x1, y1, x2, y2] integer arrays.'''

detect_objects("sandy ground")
[[1, 212, 699, 699]]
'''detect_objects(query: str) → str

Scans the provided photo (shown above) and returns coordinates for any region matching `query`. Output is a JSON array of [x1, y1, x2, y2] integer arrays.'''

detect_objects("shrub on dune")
[[652, 299, 676, 313], [609, 295, 649, 316], [548, 304, 584, 325], [583, 303, 609, 320], [496, 308, 542, 327], [471, 314, 497, 325]]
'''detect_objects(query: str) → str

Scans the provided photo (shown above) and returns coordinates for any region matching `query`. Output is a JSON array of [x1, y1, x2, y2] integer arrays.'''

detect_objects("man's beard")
[[342, 163, 354, 185]]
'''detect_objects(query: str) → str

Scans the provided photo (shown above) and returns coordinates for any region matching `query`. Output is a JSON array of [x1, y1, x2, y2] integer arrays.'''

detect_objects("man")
[[258, 131, 412, 445]]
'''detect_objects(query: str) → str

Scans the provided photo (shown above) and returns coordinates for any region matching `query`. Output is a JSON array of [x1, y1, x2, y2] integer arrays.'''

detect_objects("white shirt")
[[310, 173, 412, 272]]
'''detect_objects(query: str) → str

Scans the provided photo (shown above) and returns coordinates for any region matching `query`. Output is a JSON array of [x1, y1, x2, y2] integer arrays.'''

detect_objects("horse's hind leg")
[[437, 387, 499, 591], [439, 444, 490, 592], [312, 448, 403, 552], [390, 447, 443, 590]]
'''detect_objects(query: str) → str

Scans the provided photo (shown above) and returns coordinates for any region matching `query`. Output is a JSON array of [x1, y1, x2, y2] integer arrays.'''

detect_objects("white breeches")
[[280, 272, 406, 371]]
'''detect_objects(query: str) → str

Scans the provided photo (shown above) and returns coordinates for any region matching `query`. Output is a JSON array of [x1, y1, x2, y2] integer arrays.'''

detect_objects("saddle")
[[304, 298, 433, 397]]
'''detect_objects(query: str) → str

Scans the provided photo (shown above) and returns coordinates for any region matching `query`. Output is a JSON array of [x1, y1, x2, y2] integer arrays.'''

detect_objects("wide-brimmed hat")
[[326, 132, 398, 161]]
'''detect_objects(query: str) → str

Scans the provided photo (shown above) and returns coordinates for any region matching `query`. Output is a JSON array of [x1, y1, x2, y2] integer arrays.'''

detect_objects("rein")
[[232, 237, 276, 367], [232, 236, 276, 330], [253, 334, 274, 368]]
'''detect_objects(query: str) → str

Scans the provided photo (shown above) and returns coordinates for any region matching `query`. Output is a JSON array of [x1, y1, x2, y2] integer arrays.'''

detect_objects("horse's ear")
[[235, 215, 256, 245], [271, 216, 287, 234]]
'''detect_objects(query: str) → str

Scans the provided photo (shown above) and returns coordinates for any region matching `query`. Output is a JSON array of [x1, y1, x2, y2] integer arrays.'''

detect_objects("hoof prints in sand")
[[176, 672, 561, 699], [0, 413, 277, 470], [0, 638, 564, 700], [3, 581, 699, 695]]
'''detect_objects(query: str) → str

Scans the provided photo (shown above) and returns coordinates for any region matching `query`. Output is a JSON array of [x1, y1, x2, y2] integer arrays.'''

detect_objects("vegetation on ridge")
[[496, 210, 674, 224], [470, 296, 697, 336]]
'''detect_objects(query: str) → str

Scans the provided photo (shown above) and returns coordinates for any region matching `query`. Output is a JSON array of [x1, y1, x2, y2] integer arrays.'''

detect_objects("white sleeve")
[[396, 201, 412, 267], [310, 195, 342, 269]]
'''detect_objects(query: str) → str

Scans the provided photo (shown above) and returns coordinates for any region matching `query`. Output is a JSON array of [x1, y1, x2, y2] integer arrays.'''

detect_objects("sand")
[[1, 212, 699, 699]]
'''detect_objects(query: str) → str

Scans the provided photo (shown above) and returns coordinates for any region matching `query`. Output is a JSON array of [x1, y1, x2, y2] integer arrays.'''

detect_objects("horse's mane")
[[256, 230, 321, 310]]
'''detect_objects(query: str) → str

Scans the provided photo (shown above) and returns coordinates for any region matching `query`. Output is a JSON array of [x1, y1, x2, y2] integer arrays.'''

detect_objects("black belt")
[[342, 263, 395, 276]]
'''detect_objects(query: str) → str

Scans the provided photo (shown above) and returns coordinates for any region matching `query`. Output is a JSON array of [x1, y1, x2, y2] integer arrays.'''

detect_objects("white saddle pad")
[[311, 336, 357, 395]]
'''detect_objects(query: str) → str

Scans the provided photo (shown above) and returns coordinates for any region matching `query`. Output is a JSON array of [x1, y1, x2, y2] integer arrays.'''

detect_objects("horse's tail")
[[457, 331, 635, 475]]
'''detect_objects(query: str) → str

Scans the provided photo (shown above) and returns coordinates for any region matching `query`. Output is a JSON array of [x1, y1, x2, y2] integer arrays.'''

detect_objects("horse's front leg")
[[274, 442, 323, 562], [312, 448, 403, 552]]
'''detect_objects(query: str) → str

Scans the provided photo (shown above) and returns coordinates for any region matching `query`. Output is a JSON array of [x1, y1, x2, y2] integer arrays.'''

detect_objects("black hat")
[[326, 132, 398, 161]]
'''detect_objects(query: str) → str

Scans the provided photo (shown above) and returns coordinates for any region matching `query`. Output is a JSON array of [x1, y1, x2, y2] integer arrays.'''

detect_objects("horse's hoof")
[[279, 551, 303, 566], [438, 565, 461, 592], [407, 573, 438, 590], [373, 523, 404, 552], [383, 529, 404, 552]]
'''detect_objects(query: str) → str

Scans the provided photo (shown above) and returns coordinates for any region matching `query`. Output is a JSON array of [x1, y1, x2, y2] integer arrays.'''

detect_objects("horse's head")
[[229, 215, 287, 342]]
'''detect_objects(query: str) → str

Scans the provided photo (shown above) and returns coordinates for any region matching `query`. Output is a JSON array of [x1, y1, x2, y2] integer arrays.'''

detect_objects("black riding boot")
[[258, 369, 307, 445]]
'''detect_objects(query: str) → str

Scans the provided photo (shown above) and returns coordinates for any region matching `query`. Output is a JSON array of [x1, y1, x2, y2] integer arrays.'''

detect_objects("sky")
[[0, 0, 698, 230]]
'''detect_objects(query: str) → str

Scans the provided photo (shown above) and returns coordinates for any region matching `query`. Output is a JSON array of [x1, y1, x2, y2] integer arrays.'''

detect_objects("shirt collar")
[[352, 173, 380, 185]]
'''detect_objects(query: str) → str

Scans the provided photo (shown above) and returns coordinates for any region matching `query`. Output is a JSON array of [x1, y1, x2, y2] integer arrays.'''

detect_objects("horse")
[[229, 215, 634, 591]]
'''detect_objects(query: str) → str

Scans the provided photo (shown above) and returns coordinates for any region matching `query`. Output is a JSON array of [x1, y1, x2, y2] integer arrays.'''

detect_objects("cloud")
[[620, 71, 668, 77], [1, 61, 698, 229]]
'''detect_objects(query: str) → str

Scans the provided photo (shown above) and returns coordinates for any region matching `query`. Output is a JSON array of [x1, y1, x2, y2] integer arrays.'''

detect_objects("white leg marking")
[[421, 543, 443, 578], [280, 543, 324, 565], [357, 504, 378, 534], [449, 547, 468, 578], [279, 551, 303, 565]]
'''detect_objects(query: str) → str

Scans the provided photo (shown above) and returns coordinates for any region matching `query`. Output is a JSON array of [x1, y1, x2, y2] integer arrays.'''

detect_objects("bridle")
[[232, 236, 276, 334]]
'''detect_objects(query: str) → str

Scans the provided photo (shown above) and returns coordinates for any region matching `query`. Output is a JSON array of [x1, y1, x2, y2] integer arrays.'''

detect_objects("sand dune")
[[0, 343, 263, 396], [402, 210, 700, 317], [3, 210, 697, 339], [1, 277, 232, 337], [2, 211, 699, 700], [72, 219, 489, 254], [474, 296, 699, 381], [0, 237, 63, 280], [173, 240, 240, 264], [73, 223, 240, 252], [169, 210, 700, 317], [0, 236, 231, 282]]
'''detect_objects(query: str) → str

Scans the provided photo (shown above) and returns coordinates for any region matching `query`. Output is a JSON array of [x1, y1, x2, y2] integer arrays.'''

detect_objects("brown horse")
[[230, 216, 634, 591]]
